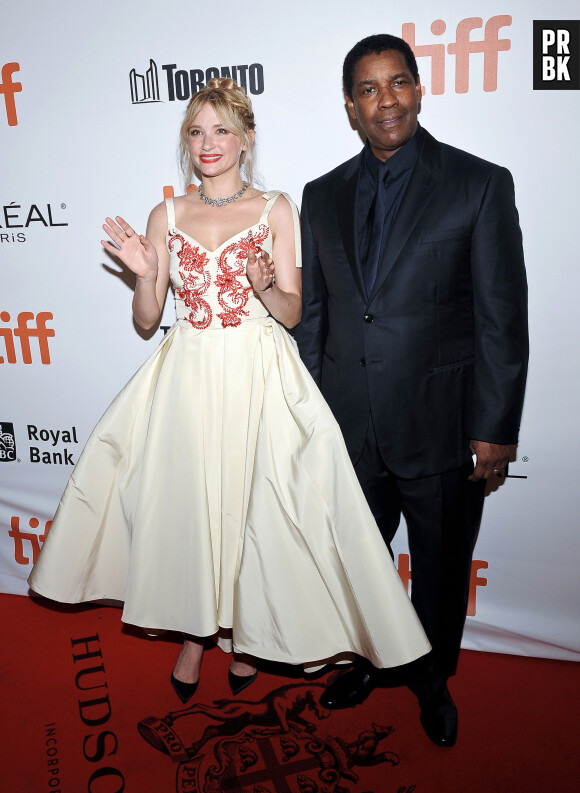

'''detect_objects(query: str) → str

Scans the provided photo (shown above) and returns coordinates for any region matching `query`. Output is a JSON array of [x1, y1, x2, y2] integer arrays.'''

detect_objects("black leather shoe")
[[170, 673, 198, 704], [228, 668, 258, 695], [320, 666, 377, 710], [418, 685, 458, 747]]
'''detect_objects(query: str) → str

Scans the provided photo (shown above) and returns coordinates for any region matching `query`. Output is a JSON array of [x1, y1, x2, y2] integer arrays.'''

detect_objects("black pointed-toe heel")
[[228, 668, 258, 695], [171, 673, 199, 704]]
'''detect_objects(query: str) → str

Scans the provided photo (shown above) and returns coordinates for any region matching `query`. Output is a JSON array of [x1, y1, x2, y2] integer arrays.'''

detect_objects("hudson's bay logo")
[[130, 59, 264, 104], [138, 682, 403, 793], [0, 422, 16, 461]]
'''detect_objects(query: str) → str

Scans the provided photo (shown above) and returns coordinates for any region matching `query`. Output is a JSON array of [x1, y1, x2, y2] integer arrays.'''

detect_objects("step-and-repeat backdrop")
[[2, 1, 579, 662]]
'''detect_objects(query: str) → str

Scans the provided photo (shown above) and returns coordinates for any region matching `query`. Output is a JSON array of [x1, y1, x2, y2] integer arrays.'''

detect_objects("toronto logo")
[[138, 682, 402, 793], [130, 59, 265, 104], [130, 59, 161, 104]]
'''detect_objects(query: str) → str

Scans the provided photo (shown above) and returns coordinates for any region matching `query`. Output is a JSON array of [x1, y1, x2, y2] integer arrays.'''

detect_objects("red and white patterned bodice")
[[165, 193, 292, 331]]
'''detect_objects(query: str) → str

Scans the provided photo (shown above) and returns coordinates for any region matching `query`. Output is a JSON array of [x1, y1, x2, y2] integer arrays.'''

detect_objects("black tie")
[[362, 164, 390, 297]]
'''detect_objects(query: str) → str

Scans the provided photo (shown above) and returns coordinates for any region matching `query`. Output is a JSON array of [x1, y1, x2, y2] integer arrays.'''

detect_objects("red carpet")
[[2, 593, 579, 793]]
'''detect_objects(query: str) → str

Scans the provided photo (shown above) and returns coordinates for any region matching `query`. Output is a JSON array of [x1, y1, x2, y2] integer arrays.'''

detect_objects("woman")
[[28, 78, 430, 703]]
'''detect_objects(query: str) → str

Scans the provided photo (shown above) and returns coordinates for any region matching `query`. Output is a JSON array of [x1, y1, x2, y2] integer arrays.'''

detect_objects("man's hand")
[[469, 440, 514, 481]]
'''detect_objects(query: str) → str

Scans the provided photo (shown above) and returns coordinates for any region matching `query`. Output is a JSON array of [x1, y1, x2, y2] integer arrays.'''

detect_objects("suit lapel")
[[368, 132, 439, 302], [336, 152, 367, 302]]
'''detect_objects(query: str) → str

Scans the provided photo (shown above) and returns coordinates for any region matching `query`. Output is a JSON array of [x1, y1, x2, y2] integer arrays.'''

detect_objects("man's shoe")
[[418, 685, 458, 747], [320, 665, 377, 710]]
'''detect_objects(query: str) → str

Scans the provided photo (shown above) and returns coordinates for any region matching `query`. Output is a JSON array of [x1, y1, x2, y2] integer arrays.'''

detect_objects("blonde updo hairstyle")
[[179, 77, 256, 187]]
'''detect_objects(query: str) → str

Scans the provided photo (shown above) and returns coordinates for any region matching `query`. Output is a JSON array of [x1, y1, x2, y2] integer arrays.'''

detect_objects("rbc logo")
[[0, 423, 17, 462]]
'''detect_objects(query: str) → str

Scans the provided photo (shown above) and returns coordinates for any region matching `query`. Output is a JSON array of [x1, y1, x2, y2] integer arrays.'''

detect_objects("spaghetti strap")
[[164, 197, 176, 230], [259, 191, 302, 268]]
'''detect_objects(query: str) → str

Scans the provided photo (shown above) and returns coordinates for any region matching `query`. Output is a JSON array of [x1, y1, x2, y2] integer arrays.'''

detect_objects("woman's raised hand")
[[247, 248, 275, 292], [102, 216, 159, 280]]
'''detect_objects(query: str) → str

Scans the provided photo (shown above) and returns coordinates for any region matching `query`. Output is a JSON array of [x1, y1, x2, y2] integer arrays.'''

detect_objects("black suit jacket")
[[294, 128, 528, 478]]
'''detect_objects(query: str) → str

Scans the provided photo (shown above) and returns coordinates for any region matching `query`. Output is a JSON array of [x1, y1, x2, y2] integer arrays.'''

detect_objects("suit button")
[[359, 357, 366, 367], [363, 314, 373, 323]]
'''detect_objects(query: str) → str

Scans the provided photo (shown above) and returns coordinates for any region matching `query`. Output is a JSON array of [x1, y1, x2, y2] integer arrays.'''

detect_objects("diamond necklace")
[[198, 182, 249, 208]]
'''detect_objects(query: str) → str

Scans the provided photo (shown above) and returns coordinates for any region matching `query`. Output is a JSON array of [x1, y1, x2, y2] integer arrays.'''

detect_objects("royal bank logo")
[[0, 422, 17, 462], [130, 58, 264, 104], [533, 21, 580, 89]]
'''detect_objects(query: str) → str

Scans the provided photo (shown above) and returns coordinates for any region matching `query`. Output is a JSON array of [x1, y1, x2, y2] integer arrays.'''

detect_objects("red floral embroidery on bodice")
[[216, 225, 270, 328], [168, 220, 273, 330], [168, 232, 212, 330]]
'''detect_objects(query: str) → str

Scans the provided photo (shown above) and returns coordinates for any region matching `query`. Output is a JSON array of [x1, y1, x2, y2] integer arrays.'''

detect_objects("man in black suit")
[[294, 34, 528, 747]]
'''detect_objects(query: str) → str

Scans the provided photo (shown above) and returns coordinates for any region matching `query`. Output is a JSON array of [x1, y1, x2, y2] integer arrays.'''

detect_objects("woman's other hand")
[[246, 248, 275, 292]]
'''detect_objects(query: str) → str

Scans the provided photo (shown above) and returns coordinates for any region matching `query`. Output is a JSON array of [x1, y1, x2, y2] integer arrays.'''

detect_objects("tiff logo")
[[0, 62, 22, 126], [0, 423, 16, 462], [8, 515, 52, 565], [130, 59, 161, 103], [398, 554, 488, 616], [533, 21, 580, 89], [0, 311, 55, 364], [403, 15, 511, 94]]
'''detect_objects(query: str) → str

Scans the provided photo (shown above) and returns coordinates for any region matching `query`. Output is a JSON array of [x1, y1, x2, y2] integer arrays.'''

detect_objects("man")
[[294, 34, 528, 747]]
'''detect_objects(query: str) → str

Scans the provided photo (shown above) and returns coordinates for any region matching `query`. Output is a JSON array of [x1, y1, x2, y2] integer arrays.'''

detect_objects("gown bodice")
[[165, 191, 300, 330]]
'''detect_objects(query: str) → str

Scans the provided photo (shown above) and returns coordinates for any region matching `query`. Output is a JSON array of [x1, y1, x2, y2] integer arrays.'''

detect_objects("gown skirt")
[[28, 191, 430, 670]]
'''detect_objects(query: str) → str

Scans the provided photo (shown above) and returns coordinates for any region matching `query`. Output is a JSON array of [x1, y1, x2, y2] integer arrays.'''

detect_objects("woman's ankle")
[[173, 637, 204, 683], [229, 652, 257, 677]]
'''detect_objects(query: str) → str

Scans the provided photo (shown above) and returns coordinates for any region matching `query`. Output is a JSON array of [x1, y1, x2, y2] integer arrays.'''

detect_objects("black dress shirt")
[[357, 125, 423, 279]]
